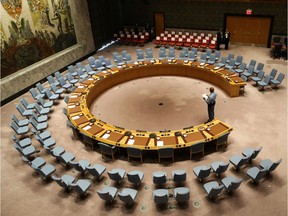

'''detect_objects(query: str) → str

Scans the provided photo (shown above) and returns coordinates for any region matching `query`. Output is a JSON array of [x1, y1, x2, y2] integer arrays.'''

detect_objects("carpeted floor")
[[1, 42, 287, 216]]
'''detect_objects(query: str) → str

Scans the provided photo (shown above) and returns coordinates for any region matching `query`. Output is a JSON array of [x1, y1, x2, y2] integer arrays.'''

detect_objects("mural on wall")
[[1, 0, 77, 78]]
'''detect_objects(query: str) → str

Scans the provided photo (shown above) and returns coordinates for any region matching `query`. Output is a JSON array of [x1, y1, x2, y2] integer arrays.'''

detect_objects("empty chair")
[[127, 170, 144, 187], [30, 117, 48, 131], [267, 68, 277, 79], [242, 146, 263, 163], [146, 51, 155, 61], [234, 62, 246, 76], [45, 145, 65, 157], [10, 114, 29, 127], [11, 134, 31, 148], [54, 71, 66, 81], [69, 160, 90, 175], [251, 70, 265, 85], [38, 96, 53, 108], [215, 132, 230, 151], [187, 50, 197, 61], [47, 75, 60, 87], [98, 142, 117, 161], [10, 121, 29, 135], [52, 174, 76, 191], [88, 56, 96, 68], [242, 65, 254, 79], [246, 167, 267, 183], [32, 130, 51, 140], [66, 73, 79, 85], [234, 55, 243, 67], [226, 53, 234, 63], [118, 188, 138, 206], [158, 50, 166, 60], [58, 77, 73, 91], [76, 62, 85, 71], [206, 48, 212, 59], [158, 147, 174, 163], [193, 165, 211, 182], [190, 142, 205, 159], [172, 169, 186, 183], [20, 98, 36, 110], [174, 187, 190, 203], [199, 53, 207, 63], [44, 89, 59, 101], [229, 155, 250, 170], [29, 88, 44, 101], [257, 75, 272, 91], [210, 161, 230, 177], [207, 54, 216, 65], [96, 186, 118, 204], [84, 64, 96, 76], [246, 59, 256, 70], [203, 181, 224, 200], [86, 163, 106, 181], [127, 147, 143, 163], [36, 82, 46, 94], [167, 49, 175, 60], [153, 189, 169, 206], [259, 158, 282, 174], [270, 72, 285, 88], [31, 111, 48, 123], [221, 176, 243, 193], [50, 83, 65, 96], [33, 163, 56, 180], [56, 151, 75, 166], [27, 157, 46, 169], [14, 143, 37, 160], [125, 54, 134, 64], [183, 47, 189, 57], [116, 56, 125, 66], [70, 179, 91, 197], [68, 65, 78, 76], [178, 50, 186, 60], [137, 52, 145, 62], [240, 74, 248, 82], [225, 59, 235, 70], [95, 59, 106, 70], [152, 171, 167, 186], [16, 103, 33, 117], [215, 50, 221, 61], [34, 103, 50, 115], [253, 63, 264, 75], [107, 168, 126, 184], [214, 56, 227, 68], [35, 133, 56, 148]]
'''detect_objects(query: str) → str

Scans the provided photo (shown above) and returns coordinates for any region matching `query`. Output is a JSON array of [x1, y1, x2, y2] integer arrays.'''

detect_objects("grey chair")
[[88, 56, 96, 68], [127, 147, 143, 163], [234, 55, 243, 67], [221, 176, 243, 193], [215, 50, 221, 61], [56, 152, 75, 167], [203, 181, 224, 200], [153, 189, 169, 206], [242, 65, 255, 79], [167, 49, 175, 60], [245, 59, 256, 70], [45, 145, 65, 157], [69, 160, 91, 175], [70, 179, 91, 197], [31, 111, 48, 123], [98, 142, 117, 161], [210, 161, 230, 177], [253, 63, 264, 75], [207, 54, 216, 65], [127, 170, 144, 187], [76, 68, 88, 80], [193, 165, 211, 182], [214, 56, 227, 68], [16, 104, 33, 117], [251, 71, 265, 85], [178, 50, 186, 60], [58, 77, 73, 90], [29, 88, 44, 101], [137, 52, 145, 62], [20, 98, 36, 110], [240, 74, 248, 82], [246, 167, 267, 183], [32, 130, 51, 140], [259, 158, 282, 175], [10, 114, 29, 127], [11, 134, 31, 148], [174, 187, 190, 203], [225, 59, 235, 70], [215, 132, 230, 151], [50, 83, 65, 95], [172, 170, 186, 184], [10, 121, 29, 135], [187, 50, 197, 61], [199, 53, 207, 63], [190, 142, 205, 159], [125, 53, 134, 64], [234, 62, 246, 76], [257, 75, 272, 91], [33, 164, 56, 180], [86, 163, 106, 181], [52, 174, 76, 191], [116, 56, 125, 66], [270, 72, 285, 88], [158, 50, 166, 60], [107, 168, 126, 184], [28, 157, 46, 169], [35, 134, 56, 149], [68, 65, 78, 76], [229, 155, 250, 170], [158, 147, 174, 163], [14, 143, 37, 160], [38, 96, 53, 108], [29, 117, 48, 131], [118, 188, 138, 206], [66, 73, 79, 85], [47, 75, 60, 87], [44, 89, 59, 101], [153, 171, 167, 186], [54, 71, 67, 81], [226, 52, 234, 63], [267, 68, 277, 79], [34, 103, 50, 115], [36, 82, 46, 94], [242, 146, 263, 163], [96, 186, 118, 204]]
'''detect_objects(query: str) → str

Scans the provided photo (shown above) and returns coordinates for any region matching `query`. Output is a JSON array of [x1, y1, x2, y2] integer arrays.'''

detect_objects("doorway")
[[154, 12, 165, 37]]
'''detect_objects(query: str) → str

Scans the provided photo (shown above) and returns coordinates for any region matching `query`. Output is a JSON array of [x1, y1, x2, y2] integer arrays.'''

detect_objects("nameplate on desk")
[[200, 63, 205, 66], [83, 125, 91, 130], [214, 66, 220, 70], [88, 78, 94, 80], [157, 141, 164, 146], [102, 133, 110, 139], [150, 60, 155, 63], [127, 139, 135, 145], [72, 115, 80, 120], [70, 95, 78, 98], [68, 105, 75, 108], [184, 60, 188, 63], [78, 85, 85, 88]]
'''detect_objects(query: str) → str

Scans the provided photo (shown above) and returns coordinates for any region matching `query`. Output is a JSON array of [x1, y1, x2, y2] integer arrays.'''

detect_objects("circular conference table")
[[67, 59, 240, 151]]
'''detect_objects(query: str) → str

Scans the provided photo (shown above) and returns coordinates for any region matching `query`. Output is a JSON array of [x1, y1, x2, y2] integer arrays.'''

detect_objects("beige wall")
[[1, 0, 95, 101]]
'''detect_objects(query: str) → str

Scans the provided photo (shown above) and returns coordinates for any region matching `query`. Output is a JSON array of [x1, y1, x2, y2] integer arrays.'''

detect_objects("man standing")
[[216, 28, 222, 50], [224, 28, 230, 50], [203, 87, 217, 123]]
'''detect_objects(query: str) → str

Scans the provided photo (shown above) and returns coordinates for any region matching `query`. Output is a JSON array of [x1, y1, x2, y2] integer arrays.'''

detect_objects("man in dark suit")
[[216, 28, 222, 50], [224, 28, 230, 50]]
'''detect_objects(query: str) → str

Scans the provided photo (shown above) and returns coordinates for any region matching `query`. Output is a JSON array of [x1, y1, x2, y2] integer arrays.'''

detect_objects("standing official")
[[203, 87, 217, 123], [224, 28, 230, 50]]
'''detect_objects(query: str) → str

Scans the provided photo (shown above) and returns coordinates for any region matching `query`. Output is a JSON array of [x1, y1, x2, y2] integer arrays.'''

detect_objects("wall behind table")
[[121, 0, 287, 35], [1, 0, 95, 102]]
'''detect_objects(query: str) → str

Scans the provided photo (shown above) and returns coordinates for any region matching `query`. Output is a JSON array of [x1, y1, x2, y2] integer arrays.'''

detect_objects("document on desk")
[[157, 141, 164, 146], [83, 125, 91, 130], [72, 115, 80, 120], [127, 139, 135, 145], [68, 105, 75, 108], [102, 133, 110, 139]]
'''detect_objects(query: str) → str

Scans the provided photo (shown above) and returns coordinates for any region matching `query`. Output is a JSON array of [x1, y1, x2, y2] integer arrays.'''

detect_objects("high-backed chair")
[[242, 65, 255, 79], [10, 114, 29, 127], [127, 170, 144, 187], [225, 59, 235, 70], [251, 71, 265, 85], [69, 160, 90, 175], [14, 143, 37, 160], [107, 168, 126, 184], [193, 165, 211, 182], [38, 96, 53, 108], [234, 63, 246, 76], [66, 73, 79, 85], [259, 158, 282, 175], [203, 181, 224, 200], [52, 174, 76, 192], [44, 89, 59, 101], [56, 151, 75, 167], [10, 121, 29, 135], [87, 163, 106, 181], [98, 142, 117, 161], [221, 176, 243, 193], [50, 83, 65, 95], [234, 55, 243, 67], [33, 163, 56, 180], [253, 63, 264, 75], [96, 186, 118, 204], [246, 59, 256, 70], [172, 170, 186, 184], [31, 110, 48, 123], [70, 179, 91, 197], [29, 88, 44, 101], [246, 167, 267, 183], [158, 147, 174, 163], [214, 56, 227, 68], [210, 161, 230, 177], [29, 117, 48, 131], [118, 188, 138, 206], [27, 157, 46, 169], [257, 75, 272, 91], [68, 65, 78, 76], [242, 146, 263, 163], [187, 50, 197, 61], [45, 145, 65, 157], [190, 142, 205, 159], [16, 104, 33, 117], [270, 72, 285, 88], [229, 155, 250, 170], [11, 134, 31, 148], [35, 133, 56, 149], [215, 132, 230, 151], [47, 75, 60, 87], [127, 147, 143, 163], [88, 56, 96, 68], [207, 54, 216, 65], [174, 187, 190, 203], [34, 103, 50, 115], [153, 189, 169, 206], [20, 98, 36, 110], [36, 82, 46, 94]]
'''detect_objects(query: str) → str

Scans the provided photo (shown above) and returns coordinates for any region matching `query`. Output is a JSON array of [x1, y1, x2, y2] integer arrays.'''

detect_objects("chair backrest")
[[263, 75, 272, 84], [215, 50, 220, 58], [76, 62, 85, 70], [256, 63, 264, 70], [36, 83, 44, 92], [269, 68, 277, 78], [68, 65, 75, 73], [269, 159, 282, 172], [199, 167, 211, 179], [118, 193, 134, 204], [159, 50, 166, 58], [54, 71, 62, 80], [247, 65, 254, 74], [257, 71, 265, 79], [255, 169, 267, 181], [95, 59, 103, 68], [126, 54, 133, 61], [29, 88, 38, 99], [221, 57, 227, 64], [251, 146, 262, 159], [179, 51, 186, 58], [206, 49, 212, 56], [249, 59, 256, 67], [10, 121, 19, 133], [276, 73, 285, 82], [191, 142, 205, 153], [50, 83, 58, 92], [241, 75, 247, 82], [20, 98, 29, 108], [229, 178, 243, 191], [16, 104, 25, 115], [154, 192, 168, 204], [52, 176, 66, 188], [200, 53, 206, 60], [239, 62, 246, 70], [209, 54, 216, 62], [146, 51, 154, 58], [97, 191, 112, 201], [107, 171, 122, 182], [99, 142, 115, 155], [88, 56, 96, 66], [127, 173, 141, 184], [227, 53, 234, 60], [10, 114, 19, 125], [174, 187, 190, 202], [84, 64, 93, 72], [217, 132, 230, 145], [127, 147, 142, 157], [34, 103, 42, 113], [228, 59, 235, 66], [209, 185, 224, 198], [236, 55, 243, 63], [158, 148, 174, 157], [47, 75, 55, 85], [218, 162, 230, 173], [77, 68, 84, 76]]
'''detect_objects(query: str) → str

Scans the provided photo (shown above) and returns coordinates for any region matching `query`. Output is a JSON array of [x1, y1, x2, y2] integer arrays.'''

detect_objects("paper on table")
[[214, 66, 220, 70], [127, 139, 135, 145], [70, 95, 77, 98], [72, 115, 80, 120], [83, 125, 91, 130], [200, 62, 205, 66], [68, 105, 75, 108], [157, 141, 164, 146], [78, 85, 84, 88], [88, 78, 94, 80], [102, 133, 110, 139], [184, 60, 188, 63]]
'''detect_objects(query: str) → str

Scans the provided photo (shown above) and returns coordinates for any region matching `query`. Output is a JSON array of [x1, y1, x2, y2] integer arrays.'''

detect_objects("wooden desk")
[[67, 59, 233, 151]]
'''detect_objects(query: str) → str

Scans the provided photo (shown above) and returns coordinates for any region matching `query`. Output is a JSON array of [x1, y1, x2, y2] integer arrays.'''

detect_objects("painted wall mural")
[[1, 0, 77, 78]]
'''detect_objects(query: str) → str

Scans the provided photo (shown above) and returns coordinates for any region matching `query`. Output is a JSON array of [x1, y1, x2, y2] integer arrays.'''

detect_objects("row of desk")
[[67, 59, 236, 150]]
